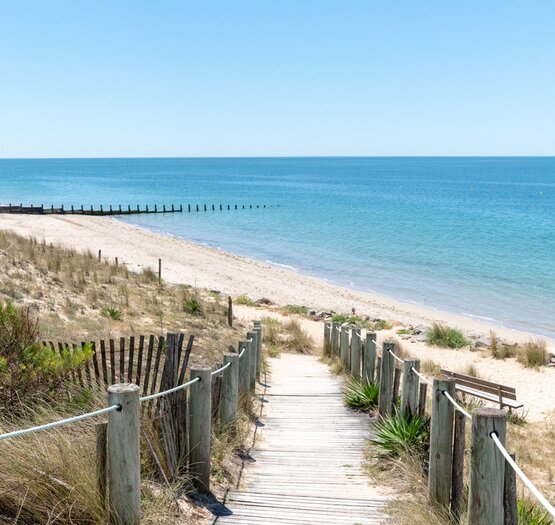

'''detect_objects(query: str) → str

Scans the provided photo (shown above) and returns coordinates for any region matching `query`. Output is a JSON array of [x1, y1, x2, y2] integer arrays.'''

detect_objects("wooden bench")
[[441, 369, 523, 410]]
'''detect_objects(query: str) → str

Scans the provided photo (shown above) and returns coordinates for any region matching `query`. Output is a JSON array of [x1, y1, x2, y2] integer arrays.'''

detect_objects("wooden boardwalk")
[[214, 353, 389, 525]]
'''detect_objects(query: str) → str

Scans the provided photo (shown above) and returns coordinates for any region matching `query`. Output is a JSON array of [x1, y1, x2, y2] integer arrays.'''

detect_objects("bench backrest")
[[441, 369, 517, 401]]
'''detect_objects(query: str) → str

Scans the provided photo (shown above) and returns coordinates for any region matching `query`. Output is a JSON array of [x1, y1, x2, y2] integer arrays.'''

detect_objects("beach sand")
[[1, 214, 554, 421]]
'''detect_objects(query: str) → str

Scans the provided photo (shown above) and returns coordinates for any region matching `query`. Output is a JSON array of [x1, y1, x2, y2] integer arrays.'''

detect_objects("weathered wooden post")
[[340, 326, 350, 369], [504, 452, 518, 525], [158, 258, 162, 281], [331, 322, 340, 357], [221, 353, 239, 430], [467, 408, 507, 525], [401, 359, 420, 417], [323, 322, 331, 356], [350, 328, 361, 379], [418, 382, 428, 416], [98, 249, 101, 261], [428, 378, 455, 507], [254, 323, 262, 380], [247, 332, 257, 390], [227, 296, 233, 327], [364, 333, 377, 383], [188, 367, 212, 492], [96, 422, 108, 507], [238, 340, 250, 396], [250, 330, 260, 381], [378, 342, 395, 417], [107, 383, 141, 525], [392, 367, 401, 411], [451, 410, 467, 523]]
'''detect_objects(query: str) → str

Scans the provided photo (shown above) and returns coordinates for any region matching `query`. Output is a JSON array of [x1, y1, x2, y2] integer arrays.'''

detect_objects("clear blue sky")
[[1, 1, 554, 157]]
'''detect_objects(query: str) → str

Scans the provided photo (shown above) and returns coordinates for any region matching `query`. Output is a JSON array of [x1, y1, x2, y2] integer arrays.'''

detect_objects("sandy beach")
[[1, 213, 554, 421]]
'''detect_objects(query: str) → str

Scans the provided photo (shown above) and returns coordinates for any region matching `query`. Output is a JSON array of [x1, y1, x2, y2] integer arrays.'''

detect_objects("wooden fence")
[[323, 322, 521, 525], [95, 322, 262, 524], [0, 203, 278, 215]]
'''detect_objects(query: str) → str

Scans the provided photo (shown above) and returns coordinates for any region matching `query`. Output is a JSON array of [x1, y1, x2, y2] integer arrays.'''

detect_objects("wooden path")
[[215, 353, 389, 525]]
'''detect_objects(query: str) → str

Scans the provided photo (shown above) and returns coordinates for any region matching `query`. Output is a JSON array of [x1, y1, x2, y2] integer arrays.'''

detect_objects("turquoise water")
[[1, 157, 554, 338]]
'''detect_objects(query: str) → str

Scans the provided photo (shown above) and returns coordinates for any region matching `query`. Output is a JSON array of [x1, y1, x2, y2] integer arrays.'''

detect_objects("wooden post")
[[364, 333, 376, 383], [238, 340, 250, 396], [323, 322, 331, 356], [98, 249, 101, 261], [96, 422, 108, 506], [392, 367, 401, 412], [451, 411, 466, 523], [428, 378, 455, 507], [378, 342, 395, 417], [376, 356, 382, 384], [418, 382, 428, 416], [331, 322, 340, 357], [350, 328, 361, 379], [467, 408, 507, 525], [401, 359, 420, 417], [504, 452, 518, 525], [107, 383, 141, 525], [246, 333, 257, 391], [188, 367, 212, 492], [340, 326, 350, 369], [227, 296, 233, 327], [158, 258, 162, 281], [254, 325, 262, 380], [221, 353, 239, 430]]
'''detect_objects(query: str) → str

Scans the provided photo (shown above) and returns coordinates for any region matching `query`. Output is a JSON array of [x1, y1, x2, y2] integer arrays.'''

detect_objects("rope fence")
[[0, 405, 120, 442], [0, 321, 265, 525], [323, 321, 555, 524]]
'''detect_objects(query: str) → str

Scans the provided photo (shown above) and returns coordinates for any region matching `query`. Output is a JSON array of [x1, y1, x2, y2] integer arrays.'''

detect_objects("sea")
[[0, 157, 553, 338]]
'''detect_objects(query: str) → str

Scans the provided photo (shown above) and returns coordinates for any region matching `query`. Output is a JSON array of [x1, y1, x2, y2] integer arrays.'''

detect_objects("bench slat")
[[455, 385, 523, 409], [441, 369, 517, 399]]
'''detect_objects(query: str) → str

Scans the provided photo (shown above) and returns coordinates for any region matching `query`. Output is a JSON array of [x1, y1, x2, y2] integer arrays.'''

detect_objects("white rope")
[[442, 390, 472, 419], [0, 405, 120, 441], [211, 361, 231, 376], [411, 366, 433, 386], [239, 347, 246, 358], [388, 349, 404, 364], [491, 432, 555, 519], [140, 377, 200, 402]]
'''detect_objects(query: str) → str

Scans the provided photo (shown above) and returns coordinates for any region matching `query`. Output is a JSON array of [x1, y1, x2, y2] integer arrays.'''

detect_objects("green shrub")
[[0, 301, 93, 407], [331, 314, 370, 328], [396, 328, 411, 335], [373, 319, 392, 330], [235, 294, 256, 307], [344, 379, 379, 411], [374, 412, 430, 457], [517, 340, 549, 368], [426, 322, 469, 349], [518, 500, 552, 525], [184, 297, 202, 315], [100, 306, 123, 321], [283, 304, 309, 315]]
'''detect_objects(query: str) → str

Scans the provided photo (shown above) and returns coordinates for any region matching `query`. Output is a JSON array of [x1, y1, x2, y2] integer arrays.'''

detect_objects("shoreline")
[[0, 213, 552, 348]]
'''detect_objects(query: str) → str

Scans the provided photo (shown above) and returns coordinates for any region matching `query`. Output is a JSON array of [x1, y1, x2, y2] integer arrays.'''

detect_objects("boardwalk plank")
[[215, 353, 389, 525]]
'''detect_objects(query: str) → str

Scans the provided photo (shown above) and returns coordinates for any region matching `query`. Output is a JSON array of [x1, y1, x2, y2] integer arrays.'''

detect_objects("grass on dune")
[[426, 322, 469, 349]]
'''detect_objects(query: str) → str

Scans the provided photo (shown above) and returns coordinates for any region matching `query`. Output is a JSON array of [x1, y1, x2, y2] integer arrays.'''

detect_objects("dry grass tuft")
[[517, 340, 549, 368], [283, 319, 315, 353]]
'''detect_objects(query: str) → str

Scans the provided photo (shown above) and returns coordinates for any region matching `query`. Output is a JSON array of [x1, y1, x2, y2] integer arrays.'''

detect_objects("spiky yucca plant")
[[374, 412, 430, 457], [344, 379, 380, 411]]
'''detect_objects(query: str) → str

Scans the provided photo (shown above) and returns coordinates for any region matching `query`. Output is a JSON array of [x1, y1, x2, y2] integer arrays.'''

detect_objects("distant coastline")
[[0, 213, 552, 349]]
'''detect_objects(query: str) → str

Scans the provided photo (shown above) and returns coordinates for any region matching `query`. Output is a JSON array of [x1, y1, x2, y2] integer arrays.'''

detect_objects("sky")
[[0, 1, 554, 158]]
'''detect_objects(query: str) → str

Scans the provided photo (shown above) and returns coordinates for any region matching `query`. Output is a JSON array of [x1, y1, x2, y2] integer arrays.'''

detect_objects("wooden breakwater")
[[0, 203, 278, 215], [323, 322, 538, 525]]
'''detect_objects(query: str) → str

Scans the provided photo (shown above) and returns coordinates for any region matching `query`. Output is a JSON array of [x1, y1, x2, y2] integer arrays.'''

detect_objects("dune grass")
[[426, 322, 469, 349]]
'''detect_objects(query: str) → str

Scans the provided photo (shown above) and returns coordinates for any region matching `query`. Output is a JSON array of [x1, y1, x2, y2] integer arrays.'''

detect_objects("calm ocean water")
[[1, 157, 554, 338]]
